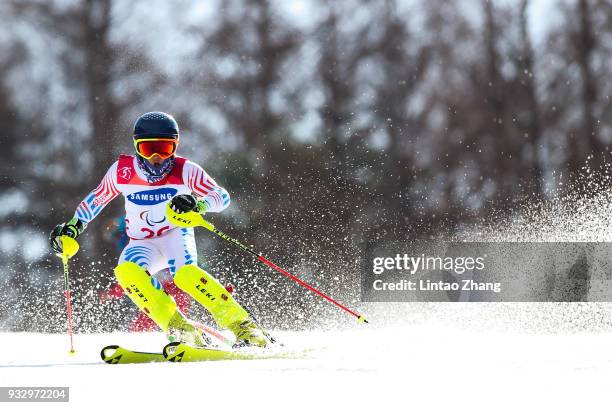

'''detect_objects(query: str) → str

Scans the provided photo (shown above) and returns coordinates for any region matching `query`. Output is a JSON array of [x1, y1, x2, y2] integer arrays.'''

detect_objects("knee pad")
[[173, 264, 248, 328], [114, 262, 177, 331]]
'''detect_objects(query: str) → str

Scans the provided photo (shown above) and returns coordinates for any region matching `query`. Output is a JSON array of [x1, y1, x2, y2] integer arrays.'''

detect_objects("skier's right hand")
[[50, 218, 86, 254]]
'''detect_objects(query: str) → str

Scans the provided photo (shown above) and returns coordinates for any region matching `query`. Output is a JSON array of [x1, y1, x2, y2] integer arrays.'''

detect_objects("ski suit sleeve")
[[73, 161, 121, 224], [183, 161, 231, 212]]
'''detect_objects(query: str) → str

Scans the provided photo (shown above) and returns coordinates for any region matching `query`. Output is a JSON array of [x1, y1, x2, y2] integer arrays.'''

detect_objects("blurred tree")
[[9, 0, 120, 279], [0, 43, 27, 193], [189, 0, 315, 324], [542, 0, 611, 193], [194, 0, 300, 172], [11, 0, 162, 281], [514, 0, 544, 200]]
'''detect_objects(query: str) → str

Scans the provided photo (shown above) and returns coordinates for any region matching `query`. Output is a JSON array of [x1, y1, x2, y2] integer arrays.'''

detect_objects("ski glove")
[[170, 194, 208, 214], [50, 217, 86, 254]]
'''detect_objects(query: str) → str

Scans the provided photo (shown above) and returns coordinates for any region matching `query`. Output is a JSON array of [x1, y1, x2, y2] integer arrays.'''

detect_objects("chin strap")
[[136, 155, 175, 183]]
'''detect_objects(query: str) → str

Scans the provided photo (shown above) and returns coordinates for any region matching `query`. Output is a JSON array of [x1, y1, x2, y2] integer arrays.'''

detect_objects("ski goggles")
[[134, 138, 178, 160]]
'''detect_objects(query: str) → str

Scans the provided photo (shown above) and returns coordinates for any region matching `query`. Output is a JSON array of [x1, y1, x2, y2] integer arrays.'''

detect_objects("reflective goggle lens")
[[135, 139, 177, 159]]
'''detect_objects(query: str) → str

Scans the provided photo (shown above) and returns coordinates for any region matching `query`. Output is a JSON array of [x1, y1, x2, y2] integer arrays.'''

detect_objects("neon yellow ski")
[[163, 342, 300, 363], [101, 345, 166, 364], [101, 343, 303, 364]]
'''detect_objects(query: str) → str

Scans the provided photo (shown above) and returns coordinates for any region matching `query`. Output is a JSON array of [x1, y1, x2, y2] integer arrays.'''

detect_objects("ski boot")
[[166, 311, 211, 348], [228, 318, 269, 348]]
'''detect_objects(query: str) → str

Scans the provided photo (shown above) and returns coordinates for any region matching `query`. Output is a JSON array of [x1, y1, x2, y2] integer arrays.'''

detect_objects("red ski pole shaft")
[[57, 236, 79, 354], [65, 288, 74, 352], [257, 255, 364, 320], [206, 223, 368, 323], [62, 258, 76, 353]]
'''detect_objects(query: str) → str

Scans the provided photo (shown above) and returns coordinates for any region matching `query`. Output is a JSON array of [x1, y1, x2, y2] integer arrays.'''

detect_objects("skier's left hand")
[[170, 194, 207, 214]]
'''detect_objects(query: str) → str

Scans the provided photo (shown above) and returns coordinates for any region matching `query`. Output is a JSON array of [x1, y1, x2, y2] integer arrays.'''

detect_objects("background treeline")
[[1, 0, 611, 331]]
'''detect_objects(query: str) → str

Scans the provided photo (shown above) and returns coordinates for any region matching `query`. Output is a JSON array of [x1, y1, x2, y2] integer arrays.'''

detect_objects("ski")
[[162, 341, 296, 362], [101, 345, 166, 364], [101, 340, 301, 364]]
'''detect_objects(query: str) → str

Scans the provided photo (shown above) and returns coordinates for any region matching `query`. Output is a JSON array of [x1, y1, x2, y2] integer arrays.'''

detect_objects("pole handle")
[[57, 236, 80, 261], [166, 203, 215, 231]]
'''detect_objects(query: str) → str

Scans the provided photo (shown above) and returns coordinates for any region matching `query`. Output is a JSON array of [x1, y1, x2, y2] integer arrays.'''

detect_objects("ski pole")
[[166, 205, 368, 323], [56, 236, 80, 354]]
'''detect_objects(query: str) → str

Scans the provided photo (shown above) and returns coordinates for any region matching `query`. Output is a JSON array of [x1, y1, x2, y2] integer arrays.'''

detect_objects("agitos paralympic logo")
[[127, 188, 178, 205]]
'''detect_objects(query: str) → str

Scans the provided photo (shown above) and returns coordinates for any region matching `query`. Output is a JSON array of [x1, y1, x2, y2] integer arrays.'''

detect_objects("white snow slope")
[[2, 310, 612, 408]]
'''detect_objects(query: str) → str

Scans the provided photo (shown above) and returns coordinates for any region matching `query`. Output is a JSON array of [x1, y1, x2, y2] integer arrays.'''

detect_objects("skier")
[[49, 111, 268, 347]]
